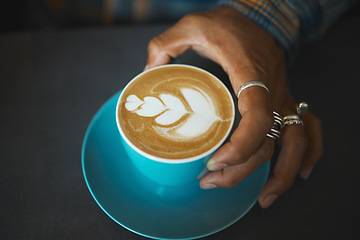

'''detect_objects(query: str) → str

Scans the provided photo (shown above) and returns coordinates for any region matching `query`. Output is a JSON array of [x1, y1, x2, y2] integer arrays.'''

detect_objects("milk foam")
[[155, 94, 188, 125], [125, 87, 220, 139], [119, 65, 234, 159], [174, 88, 219, 138]]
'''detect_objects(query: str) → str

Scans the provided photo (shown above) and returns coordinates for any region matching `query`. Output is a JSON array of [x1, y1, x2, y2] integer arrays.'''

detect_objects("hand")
[[146, 7, 322, 208]]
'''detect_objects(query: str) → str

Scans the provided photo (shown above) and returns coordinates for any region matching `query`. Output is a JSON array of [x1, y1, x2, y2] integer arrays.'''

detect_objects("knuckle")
[[181, 12, 210, 27], [226, 140, 245, 163], [148, 36, 163, 52], [180, 13, 214, 45]]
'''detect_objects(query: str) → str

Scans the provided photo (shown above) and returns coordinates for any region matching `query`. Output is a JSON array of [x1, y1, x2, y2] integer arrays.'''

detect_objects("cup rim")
[[116, 64, 235, 164]]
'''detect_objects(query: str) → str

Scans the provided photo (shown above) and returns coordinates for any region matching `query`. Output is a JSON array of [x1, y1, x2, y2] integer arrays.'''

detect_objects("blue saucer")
[[82, 92, 270, 240]]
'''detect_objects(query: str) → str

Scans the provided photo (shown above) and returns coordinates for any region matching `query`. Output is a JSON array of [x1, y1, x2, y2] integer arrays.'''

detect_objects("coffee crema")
[[117, 65, 234, 159]]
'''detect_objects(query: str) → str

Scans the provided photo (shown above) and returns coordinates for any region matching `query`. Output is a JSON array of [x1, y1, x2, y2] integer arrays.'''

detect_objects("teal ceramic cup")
[[116, 64, 235, 186]]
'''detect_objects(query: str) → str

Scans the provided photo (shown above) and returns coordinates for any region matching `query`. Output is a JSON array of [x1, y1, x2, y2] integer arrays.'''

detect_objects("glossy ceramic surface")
[[82, 92, 270, 239], [115, 64, 235, 186]]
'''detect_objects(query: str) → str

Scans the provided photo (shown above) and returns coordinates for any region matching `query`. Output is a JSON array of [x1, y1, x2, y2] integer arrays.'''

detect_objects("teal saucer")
[[81, 91, 270, 240]]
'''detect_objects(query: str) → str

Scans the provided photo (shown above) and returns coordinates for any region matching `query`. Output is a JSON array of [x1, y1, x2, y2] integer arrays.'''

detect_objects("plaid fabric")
[[218, 0, 358, 60], [45, 0, 357, 59]]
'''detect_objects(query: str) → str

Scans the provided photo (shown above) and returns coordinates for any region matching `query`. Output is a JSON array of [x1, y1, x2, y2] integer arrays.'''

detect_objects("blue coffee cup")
[[116, 64, 235, 186]]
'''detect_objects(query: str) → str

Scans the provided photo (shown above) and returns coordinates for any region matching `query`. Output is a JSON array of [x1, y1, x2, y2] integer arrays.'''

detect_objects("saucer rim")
[[81, 91, 270, 240]]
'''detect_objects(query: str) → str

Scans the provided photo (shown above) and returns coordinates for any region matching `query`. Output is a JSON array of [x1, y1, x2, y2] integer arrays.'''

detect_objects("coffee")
[[117, 65, 234, 159]]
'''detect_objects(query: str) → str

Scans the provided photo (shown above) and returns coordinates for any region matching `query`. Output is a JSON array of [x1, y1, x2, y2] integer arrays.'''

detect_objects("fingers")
[[207, 87, 273, 171], [201, 86, 274, 189], [146, 14, 207, 70], [147, 13, 275, 171], [258, 124, 307, 208], [145, 31, 189, 70], [257, 108, 322, 208], [202, 102, 323, 209], [200, 138, 274, 188], [144, 9, 263, 74], [145, 8, 324, 209], [300, 112, 323, 179]]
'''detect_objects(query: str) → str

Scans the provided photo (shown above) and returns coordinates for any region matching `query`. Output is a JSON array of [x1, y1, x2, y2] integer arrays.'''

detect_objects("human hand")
[[145, 6, 322, 208]]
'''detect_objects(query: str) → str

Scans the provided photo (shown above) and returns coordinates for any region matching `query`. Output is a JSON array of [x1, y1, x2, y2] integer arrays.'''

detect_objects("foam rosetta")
[[155, 93, 187, 126], [118, 65, 234, 159], [125, 87, 220, 139]]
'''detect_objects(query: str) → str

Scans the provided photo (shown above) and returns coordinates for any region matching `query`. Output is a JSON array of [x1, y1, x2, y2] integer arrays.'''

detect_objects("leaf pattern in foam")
[[182, 88, 214, 116], [174, 88, 219, 138], [124, 88, 220, 139], [125, 95, 143, 111], [134, 96, 166, 117], [155, 94, 188, 125]]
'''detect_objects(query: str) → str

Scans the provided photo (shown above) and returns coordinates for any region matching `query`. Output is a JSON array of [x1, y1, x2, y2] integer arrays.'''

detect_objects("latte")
[[117, 65, 234, 160]]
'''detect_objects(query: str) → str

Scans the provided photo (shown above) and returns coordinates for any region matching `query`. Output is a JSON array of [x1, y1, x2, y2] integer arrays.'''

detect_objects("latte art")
[[125, 86, 220, 139], [117, 65, 234, 159]]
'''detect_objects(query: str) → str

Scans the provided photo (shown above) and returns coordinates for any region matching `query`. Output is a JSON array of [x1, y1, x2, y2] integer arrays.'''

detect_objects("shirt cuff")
[[218, 0, 301, 61]]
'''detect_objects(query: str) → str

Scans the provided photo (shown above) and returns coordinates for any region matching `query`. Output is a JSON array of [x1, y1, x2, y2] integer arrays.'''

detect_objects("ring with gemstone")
[[297, 102, 309, 117]]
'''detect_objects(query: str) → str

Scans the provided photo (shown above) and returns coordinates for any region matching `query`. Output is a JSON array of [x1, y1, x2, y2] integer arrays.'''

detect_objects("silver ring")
[[297, 102, 309, 117], [266, 111, 283, 140], [283, 114, 304, 127], [237, 81, 270, 99]]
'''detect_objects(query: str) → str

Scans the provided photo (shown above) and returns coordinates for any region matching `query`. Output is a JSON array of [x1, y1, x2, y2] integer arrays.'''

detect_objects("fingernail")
[[144, 64, 149, 71], [261, 194, 278, 208], [207, 160, 227, 171], [300, 166, 314, 180], [201, 183, 217, 189]]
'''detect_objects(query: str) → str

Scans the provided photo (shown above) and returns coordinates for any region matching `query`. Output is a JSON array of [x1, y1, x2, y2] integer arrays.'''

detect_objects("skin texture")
[[145, 7, 323, 208]]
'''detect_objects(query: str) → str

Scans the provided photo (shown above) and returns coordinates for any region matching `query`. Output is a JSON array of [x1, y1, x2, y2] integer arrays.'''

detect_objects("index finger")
[[145, 14, 207, 70]]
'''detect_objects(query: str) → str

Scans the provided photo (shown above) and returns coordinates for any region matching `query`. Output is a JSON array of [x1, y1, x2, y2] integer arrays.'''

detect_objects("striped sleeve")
[[218, 0, 358, 60]]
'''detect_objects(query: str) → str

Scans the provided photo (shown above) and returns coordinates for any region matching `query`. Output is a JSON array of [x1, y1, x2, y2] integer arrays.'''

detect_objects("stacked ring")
[[283, 102, 308, 127], [283, 114, 304, 127], [266, 111, 283, 140]]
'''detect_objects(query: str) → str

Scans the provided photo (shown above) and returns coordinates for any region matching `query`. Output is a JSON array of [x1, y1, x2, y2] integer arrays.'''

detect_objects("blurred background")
[[1, 0, 359, 33], [0, 0, 220, 33]]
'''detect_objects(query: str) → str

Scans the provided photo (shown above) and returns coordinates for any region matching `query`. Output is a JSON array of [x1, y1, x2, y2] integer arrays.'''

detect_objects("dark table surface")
[[1, 12, 360, 240]]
